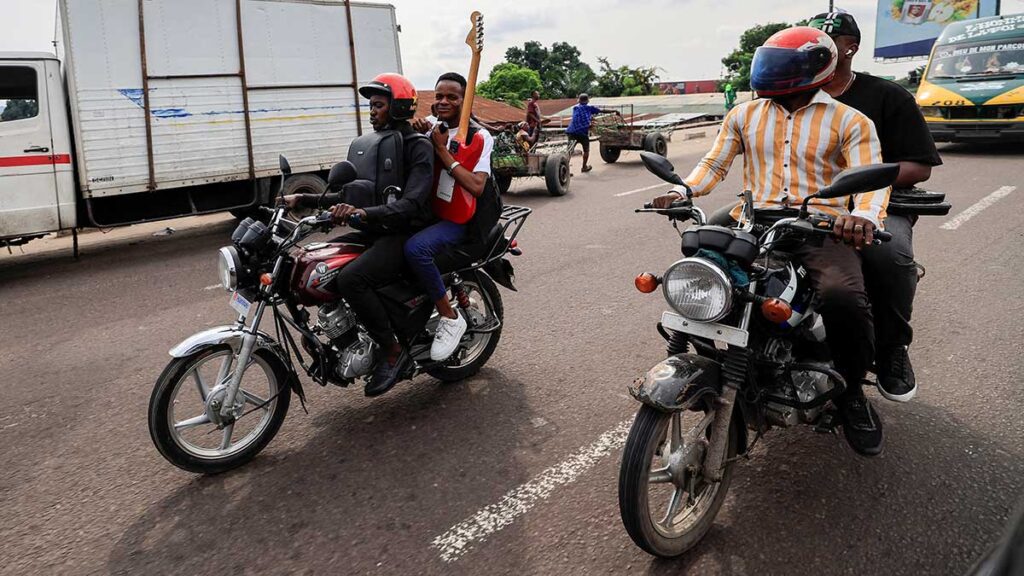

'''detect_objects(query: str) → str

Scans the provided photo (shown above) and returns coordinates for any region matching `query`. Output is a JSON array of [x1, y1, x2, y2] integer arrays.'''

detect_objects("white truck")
[[0, 0, 402, 250]]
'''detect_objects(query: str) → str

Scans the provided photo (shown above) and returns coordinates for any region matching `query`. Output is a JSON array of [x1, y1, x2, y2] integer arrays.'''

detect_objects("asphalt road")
[[2, 133, 1023, 576]]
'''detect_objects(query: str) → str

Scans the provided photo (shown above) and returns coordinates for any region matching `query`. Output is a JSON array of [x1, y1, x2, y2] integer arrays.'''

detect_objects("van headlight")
[[662, 257, 733, 322], [218, 246, 240, 292]]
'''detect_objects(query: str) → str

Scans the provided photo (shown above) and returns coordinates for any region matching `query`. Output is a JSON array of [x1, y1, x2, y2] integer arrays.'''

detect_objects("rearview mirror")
[[279, 155, 292, 177], [640, 152, 684, 186], [816, 164, 899, 200], [327, 160, 358, 191]]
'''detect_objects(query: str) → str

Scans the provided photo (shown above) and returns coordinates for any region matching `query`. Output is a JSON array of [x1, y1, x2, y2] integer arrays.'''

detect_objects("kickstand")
[[814, 408, 840, 435]]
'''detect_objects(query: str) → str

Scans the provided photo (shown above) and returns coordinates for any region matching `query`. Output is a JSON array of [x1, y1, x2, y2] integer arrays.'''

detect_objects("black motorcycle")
[[149, 157, 530, 474], [617, 152, 899, 557]]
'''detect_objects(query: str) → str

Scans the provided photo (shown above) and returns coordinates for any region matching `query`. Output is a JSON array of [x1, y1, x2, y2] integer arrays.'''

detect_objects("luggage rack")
[[469, 204, 532, 270]]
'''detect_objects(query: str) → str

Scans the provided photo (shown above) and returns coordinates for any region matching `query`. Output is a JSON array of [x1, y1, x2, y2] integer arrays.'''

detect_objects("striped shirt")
[[677, 90, 890, 226]]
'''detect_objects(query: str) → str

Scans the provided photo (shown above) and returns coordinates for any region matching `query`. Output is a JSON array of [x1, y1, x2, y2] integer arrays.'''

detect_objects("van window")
[[0, 66, 39, 122], [928, 41, 1024, 80]]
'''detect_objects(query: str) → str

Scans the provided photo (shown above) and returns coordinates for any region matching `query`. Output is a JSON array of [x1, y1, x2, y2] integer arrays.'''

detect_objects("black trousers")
[[707, 206, 874, 395], [709, 204, 917, 352], [331, 231, 409, 347]]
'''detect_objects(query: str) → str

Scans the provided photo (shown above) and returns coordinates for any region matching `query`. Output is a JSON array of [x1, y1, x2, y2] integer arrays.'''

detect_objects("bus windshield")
[[927, 40, 1024, 80]]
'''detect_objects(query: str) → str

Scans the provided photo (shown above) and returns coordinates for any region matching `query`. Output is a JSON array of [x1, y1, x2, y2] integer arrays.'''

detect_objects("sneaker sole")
[[876, 382, 917, 403]]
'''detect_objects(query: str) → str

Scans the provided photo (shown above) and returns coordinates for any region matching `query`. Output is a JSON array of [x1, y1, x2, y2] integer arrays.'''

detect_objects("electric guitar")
[[432, 11, 484, 225]]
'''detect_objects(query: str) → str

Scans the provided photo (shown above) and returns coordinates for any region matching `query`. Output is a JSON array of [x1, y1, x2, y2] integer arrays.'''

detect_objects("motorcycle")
[[617, 152, 899, 557], [149, 156, 530, 474]]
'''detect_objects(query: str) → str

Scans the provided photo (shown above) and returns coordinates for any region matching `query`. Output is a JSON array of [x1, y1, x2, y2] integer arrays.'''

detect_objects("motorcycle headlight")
[[662, 257, 733, 322], [218, 246, 240, 292]]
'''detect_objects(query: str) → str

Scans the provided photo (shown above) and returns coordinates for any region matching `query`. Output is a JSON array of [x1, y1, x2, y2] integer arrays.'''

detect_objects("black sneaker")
[[364, 350, 411, 398], [837, 397, 884, 457], [876, 346, 917, 403]]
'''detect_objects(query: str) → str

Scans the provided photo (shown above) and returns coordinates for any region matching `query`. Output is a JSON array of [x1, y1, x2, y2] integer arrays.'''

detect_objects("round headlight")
[[218, 246, 240, 292], [662, 257, 733, 322]]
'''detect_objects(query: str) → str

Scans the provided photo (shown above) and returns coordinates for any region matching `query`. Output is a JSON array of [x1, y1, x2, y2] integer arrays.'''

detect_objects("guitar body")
[[433, 132, 483, 224]]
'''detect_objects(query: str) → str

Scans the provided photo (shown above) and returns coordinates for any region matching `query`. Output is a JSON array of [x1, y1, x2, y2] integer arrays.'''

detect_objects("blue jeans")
[[404, 220, 466, 302]]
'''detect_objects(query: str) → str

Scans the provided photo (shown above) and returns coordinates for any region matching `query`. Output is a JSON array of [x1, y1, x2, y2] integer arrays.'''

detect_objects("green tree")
[[477, 63, 543, 104], [594, 58, 660, 97], [0, 99, 38, 122], [504, 41, 596, 98], [721, 22, 791, 91]]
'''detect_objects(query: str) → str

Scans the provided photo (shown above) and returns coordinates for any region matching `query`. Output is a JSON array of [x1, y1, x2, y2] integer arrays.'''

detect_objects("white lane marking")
[[432, 419, 633, 563], [940, 186, 1016, 230], [614, 182, 671, 198], [203, 284, 222, 291]]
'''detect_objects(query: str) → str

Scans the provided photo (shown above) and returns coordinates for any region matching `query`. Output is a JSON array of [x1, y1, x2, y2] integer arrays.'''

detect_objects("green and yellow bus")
[[916, 12, 1024, 142]]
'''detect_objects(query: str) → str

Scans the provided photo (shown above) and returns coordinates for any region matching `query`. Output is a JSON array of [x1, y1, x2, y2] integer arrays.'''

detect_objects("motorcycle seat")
[[435, 223, 507, 273]]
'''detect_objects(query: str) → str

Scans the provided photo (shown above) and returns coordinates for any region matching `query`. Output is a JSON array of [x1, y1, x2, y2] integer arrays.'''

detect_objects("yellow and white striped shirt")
[[679, 90, 890, 226]]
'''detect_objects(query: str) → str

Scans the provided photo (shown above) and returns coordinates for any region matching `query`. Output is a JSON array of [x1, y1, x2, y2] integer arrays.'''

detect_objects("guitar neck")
[[456, 52, 481, 144]]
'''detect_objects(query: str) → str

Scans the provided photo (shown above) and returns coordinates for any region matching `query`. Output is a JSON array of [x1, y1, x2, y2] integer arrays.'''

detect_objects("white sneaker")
[[430, 312, 468, 361]]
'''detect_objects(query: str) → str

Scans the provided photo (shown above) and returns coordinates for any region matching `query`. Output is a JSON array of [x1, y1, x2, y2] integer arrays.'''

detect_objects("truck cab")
[[0, 53, 76, 243]]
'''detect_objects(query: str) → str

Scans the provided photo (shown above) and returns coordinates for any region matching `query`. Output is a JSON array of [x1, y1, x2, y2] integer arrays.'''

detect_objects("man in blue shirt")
[[565, 93, 620, 172]]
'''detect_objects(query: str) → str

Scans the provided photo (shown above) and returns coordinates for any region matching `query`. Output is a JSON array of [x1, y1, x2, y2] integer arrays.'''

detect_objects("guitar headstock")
[[465, 11, 484, 55]]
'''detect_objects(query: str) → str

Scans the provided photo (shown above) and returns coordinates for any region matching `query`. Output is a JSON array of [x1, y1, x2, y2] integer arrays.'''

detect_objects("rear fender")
[[482, 258, 516, 291]]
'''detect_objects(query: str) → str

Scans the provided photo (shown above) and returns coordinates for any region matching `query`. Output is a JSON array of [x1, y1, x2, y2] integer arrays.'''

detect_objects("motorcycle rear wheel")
[[618, 404, 737, 558], [149, 345, 291, 474], [427, 272, 504, 383]]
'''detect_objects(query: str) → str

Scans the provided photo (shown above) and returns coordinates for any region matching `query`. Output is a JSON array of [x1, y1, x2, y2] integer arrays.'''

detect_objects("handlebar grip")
[[874, 230, 892, 243], [643, 202, 653, 209], [348, 213, 362, 225]]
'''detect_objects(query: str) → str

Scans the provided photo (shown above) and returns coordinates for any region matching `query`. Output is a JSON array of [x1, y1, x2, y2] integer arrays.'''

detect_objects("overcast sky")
[[3, 0, 1023, 89]]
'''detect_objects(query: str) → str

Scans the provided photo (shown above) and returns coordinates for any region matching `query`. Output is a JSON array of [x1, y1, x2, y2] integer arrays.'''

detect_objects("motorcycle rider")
[[282, 73, 435, 397], [650, 27, 890, 456], [807, 11, 943, 403]]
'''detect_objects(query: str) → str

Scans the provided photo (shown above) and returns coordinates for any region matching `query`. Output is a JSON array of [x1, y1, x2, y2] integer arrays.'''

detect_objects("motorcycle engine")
[[336, 332, 377, 379], [317, 302, 357, 341], [762, 339, 832, 427]]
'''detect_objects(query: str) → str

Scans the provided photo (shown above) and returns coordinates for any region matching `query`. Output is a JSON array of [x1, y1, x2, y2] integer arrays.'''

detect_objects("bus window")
[[928, 42, 1024, 79]]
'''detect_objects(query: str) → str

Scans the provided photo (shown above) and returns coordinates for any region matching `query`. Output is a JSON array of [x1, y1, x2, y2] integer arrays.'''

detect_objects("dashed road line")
[[431, 419, 633, 562], [614, 182, 671, 198], [940, 186, 1016, 231], [203, 284, 222, 291]]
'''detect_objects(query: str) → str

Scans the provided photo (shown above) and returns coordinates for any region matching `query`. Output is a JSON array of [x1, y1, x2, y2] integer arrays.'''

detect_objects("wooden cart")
[[490, 129, 572, 197], [592, 105, 669, 164]]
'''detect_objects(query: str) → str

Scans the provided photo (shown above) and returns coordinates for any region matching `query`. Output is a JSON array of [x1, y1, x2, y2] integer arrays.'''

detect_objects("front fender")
[[169, 325, 282, 358], [629, 353, 722, 413]]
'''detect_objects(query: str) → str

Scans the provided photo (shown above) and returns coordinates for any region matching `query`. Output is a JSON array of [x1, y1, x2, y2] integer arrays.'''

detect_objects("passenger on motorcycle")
[[650, 27, 891, 456], [282, 72, 436, 397], [807, 11, 943, 403], [405, 72, 495, 362]]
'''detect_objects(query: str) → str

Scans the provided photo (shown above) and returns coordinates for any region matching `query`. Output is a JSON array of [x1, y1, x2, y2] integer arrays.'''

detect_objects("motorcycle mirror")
[[815, 163, 899, 200], [640, 152, 684, 186], [279, 155, 292, 177], [327, 160, 358, 191]]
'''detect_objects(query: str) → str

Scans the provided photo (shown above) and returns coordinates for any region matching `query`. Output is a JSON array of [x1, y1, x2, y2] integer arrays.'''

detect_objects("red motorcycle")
[[148, 157, 530, 474]]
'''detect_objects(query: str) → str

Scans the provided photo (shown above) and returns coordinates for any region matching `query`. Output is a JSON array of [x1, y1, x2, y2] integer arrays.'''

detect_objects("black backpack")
[[343, 128, 428, 208]]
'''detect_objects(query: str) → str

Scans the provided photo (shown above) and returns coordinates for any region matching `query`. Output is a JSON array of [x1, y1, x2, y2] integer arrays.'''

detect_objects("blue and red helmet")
[[750, 27, 838, 97]]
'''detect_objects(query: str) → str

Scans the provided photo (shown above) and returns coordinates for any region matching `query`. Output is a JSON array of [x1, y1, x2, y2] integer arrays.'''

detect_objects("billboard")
[[874, 0, 1001, 60]]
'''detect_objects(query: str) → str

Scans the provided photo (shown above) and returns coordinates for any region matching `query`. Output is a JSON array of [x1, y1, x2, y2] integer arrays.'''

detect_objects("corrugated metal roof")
[[414, 91, 527, 125]]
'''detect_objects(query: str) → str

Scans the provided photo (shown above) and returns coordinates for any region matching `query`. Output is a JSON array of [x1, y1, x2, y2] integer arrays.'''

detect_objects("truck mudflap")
[[628, 353, 722, 413]]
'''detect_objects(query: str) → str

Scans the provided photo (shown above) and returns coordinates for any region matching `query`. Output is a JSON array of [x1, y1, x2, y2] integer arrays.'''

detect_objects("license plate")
[[229, 291, 252, 317], [661, 311, 748, 348]]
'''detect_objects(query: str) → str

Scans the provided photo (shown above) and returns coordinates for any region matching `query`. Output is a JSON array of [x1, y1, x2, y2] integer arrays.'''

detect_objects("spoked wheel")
[[427, 272, 504, 383], [149, 346, 291, 474], [618, 403, 737, 557]]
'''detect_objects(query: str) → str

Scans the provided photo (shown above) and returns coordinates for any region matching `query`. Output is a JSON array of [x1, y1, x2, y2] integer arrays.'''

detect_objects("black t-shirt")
[[837, 73, 942, 167]]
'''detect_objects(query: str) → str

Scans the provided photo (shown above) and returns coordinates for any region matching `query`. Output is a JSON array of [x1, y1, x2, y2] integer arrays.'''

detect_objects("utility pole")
[[829, 0, 834, 11]]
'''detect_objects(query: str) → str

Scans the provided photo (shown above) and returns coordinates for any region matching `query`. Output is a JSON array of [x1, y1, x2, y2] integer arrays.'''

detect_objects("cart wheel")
[[545, 154, 570, 197], [644, 133, 668, 157], [495, 173, 513, 195], [600, 145, 621, 164]]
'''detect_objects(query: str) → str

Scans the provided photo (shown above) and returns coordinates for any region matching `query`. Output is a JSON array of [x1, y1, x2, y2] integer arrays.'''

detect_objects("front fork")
[[703, 282, 755, 482]]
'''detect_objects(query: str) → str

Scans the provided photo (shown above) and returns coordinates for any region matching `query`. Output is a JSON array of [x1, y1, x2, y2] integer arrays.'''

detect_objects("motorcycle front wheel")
[[148, 345, 291, 474], [618, 403, 737, 558]]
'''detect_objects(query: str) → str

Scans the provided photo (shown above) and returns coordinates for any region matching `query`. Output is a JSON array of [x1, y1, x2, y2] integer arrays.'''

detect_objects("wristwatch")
[[447, 160, 461, 174]]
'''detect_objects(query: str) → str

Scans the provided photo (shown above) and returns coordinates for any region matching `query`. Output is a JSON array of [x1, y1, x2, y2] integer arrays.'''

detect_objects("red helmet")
[[358, 73, 418, 120], [750, 27, 837, 97]]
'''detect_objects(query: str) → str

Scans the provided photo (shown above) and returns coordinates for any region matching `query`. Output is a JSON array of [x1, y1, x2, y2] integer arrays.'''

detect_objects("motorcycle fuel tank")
[[290, 242, 364, 305]]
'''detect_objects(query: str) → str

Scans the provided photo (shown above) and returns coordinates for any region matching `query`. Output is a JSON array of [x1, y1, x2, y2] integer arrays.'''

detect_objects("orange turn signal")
[[260, 273, 274, 286], [635, 273, 660, 294], [761, 298, 792, 323]]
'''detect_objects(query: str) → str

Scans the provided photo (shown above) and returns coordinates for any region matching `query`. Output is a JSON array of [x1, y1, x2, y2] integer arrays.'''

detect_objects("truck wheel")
[[495, 173, 513, 195], [545, 154, 570, 197], [280, 174, 328, 219], [643, 133, 668, 157], [600, 145, 621, 164]]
